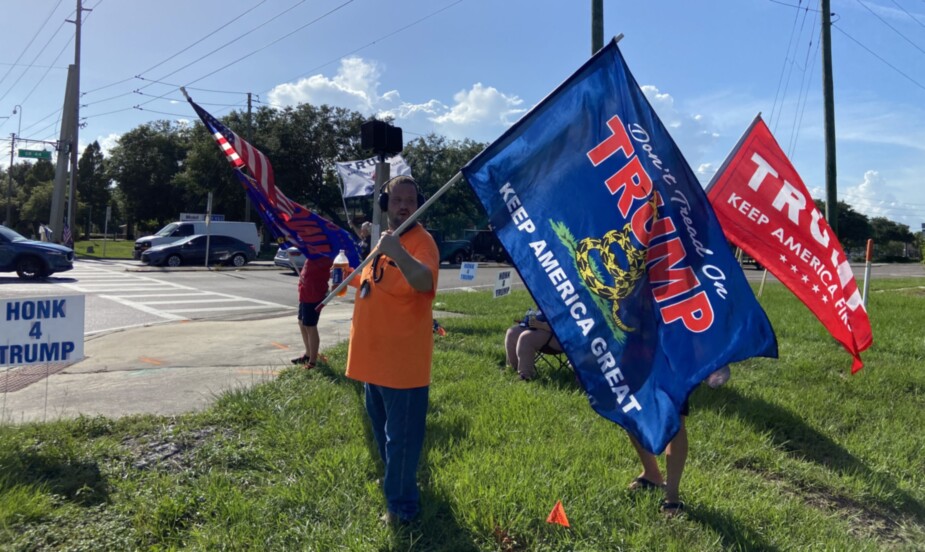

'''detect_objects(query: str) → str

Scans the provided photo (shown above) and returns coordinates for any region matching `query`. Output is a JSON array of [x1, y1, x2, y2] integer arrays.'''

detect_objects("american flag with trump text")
[[184, 91, 360, 267]]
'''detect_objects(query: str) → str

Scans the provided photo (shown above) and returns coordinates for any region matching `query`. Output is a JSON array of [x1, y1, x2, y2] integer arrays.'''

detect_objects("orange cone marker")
[[546, 500, 570, 527]]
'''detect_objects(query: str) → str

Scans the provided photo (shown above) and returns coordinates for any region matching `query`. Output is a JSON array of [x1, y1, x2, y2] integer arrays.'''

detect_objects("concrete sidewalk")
[[0, 300, 358, 424]]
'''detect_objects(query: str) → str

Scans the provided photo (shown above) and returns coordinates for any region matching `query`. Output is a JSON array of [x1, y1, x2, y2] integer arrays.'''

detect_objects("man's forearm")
[[391, 249, 434, 292]]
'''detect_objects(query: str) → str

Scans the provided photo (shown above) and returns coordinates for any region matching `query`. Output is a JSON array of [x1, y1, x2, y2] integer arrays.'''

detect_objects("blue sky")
[[2, 0, 924, 230]]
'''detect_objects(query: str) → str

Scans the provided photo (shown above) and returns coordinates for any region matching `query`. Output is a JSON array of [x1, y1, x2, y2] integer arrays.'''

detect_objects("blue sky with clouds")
[[2, 0, 924, 229]]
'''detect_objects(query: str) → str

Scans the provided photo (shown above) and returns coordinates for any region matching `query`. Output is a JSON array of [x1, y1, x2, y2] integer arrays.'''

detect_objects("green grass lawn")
[[2, 281, 924, 550], [72, 239, 135, 259], [72, 239, 278, 261]]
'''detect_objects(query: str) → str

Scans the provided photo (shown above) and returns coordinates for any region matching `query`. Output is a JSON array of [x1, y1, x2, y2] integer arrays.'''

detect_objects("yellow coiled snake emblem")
[[575, 223, 646, 332]]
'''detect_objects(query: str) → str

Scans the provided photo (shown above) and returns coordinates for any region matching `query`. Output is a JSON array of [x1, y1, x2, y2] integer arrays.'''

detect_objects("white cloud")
[[268, 57, 386, 113], [640, 84, 720, 176], [267, 57, 525, 141], [98, 133, 121, 157], [697, 163, 716, 181], [842, 170, 916, 227], [431, 83, 524, 126]]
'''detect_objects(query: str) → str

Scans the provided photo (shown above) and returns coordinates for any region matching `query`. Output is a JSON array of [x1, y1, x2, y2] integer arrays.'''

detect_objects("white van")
[[133, 221, 260, 259]]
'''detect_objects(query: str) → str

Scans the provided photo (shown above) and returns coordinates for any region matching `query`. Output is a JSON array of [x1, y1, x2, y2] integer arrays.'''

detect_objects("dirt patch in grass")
[[121, 424, 230, 472], [736, 462, 915, 547], [493, 526, 530, 552]]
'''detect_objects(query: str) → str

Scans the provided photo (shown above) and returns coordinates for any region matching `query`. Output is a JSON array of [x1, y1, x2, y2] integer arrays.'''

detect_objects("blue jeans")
[[364, 383, 429, 520]]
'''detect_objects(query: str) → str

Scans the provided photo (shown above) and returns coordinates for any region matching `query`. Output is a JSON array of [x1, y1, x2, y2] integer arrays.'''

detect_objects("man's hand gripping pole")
[[316, 172, 464, 311]]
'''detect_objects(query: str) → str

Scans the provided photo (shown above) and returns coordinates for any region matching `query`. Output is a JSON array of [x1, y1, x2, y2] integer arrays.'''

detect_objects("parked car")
[[140, 235, 256, 267], [464, 229, 510, 263], [274, 245, 307, 274], [0, 224, 75, 280], [428, 228, 471, 265], [133, 220, 260, 259]]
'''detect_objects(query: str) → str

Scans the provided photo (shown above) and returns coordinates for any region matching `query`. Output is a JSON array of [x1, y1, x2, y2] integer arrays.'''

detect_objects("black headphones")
[[379, 176, 425, 211]]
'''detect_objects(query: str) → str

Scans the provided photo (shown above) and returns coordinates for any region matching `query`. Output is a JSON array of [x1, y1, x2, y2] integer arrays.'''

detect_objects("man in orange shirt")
[[345, 176, 439, 525]]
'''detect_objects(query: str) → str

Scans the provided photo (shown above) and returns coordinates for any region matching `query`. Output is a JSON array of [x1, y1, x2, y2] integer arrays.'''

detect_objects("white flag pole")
[[335, 171, 352, 231], [862, 239, 873, 307], [318, 171, 464, 308]]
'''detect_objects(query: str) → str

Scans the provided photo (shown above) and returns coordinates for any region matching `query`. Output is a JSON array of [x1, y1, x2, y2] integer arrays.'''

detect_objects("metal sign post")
[[205, 192, 213, 268], [102, 204, 111, 257]]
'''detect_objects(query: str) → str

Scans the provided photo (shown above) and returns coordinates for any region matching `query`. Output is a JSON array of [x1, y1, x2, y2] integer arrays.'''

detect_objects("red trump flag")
[[706, 115, 872, 373]]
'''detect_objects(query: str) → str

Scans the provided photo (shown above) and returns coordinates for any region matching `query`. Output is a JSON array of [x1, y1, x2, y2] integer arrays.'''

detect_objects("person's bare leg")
[[306, 326, 320, 365], [297, 323, 312, 361], [628, 433, 664, 487], [663, 417, 687, 505], [504, 326, 526, 371], [515, 330, 551, 380]]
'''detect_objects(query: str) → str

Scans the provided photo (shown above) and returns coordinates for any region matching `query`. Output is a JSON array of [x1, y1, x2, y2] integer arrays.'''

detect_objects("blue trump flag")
[[461, 39, 777, 454]]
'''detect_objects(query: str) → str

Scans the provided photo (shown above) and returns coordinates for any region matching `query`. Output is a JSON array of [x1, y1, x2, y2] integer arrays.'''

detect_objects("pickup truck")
[[464, 229, 510, 263], [428, 228, 471, 265]]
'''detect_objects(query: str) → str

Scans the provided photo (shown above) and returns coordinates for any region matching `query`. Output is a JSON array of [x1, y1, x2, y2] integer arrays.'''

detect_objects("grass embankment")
[[2, 282, 924, 550], [72, 239, 135, 260], [72, 240, 278, 261]]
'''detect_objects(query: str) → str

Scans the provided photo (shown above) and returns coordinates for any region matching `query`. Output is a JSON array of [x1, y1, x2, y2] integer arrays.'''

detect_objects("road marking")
[[59, 264, 291, 320]]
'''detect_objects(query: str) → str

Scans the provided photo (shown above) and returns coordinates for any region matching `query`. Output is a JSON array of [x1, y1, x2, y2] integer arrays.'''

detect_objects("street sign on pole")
[[18, 149, 51, 160]]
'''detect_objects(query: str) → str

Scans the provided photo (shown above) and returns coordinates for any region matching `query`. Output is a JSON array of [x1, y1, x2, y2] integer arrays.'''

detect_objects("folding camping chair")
[[535, 342, 570, 373]]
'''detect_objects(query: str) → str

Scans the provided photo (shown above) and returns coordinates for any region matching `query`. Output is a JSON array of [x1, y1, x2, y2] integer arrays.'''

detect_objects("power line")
[[134, 77, 252, 96], [787, 8, 820, 158], [0, 15, 71, 109], [134, 0, 309, 93], [133, 89, 245, 107], [0, 0, 102, 134], [832, 24, 925, 91], [853, 0, 925, 57], [278, 0, 464, 86], [0, 0, 65, 92], [80, 0, 310, 111], [889, 0, 925, 28], [182, 0, 355, 87], [770, 0, 804, 128], [766, 0, 820, 12], [80, 0, 270, 96]]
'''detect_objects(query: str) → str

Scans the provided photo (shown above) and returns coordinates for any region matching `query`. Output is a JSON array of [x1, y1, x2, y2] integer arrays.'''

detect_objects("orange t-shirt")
[[345, 225, 439, 389]]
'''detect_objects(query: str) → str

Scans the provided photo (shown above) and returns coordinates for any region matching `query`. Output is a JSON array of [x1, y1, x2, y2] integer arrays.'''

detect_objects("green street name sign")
[[18, 149, 51, 160]]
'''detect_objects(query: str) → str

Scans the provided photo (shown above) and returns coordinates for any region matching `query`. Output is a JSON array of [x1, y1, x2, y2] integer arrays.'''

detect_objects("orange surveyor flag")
[[546, 500, 570, 527]]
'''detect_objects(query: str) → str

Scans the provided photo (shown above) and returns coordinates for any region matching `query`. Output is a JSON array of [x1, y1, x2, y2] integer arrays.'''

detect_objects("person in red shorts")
[[292, 254, 334, 368], [345, 176, 439, 525]]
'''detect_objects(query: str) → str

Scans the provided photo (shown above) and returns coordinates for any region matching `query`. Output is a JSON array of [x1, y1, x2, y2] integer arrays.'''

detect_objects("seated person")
[[504, 308, 562, 381]]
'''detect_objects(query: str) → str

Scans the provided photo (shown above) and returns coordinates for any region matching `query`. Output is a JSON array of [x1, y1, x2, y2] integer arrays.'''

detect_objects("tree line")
[[3, 102, 486, 244], [1, 100, 921, 261]]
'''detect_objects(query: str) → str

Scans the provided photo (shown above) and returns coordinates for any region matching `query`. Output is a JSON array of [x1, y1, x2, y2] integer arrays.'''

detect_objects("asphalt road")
[[0, 259, 526, 335]]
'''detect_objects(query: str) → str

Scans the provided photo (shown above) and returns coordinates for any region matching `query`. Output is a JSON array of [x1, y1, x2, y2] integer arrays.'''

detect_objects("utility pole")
[[821, 0, 838, 236], [6, 133, 13, 226], [5, 106, 22, 226], [67, 0, 88, 243], [245, 92, 252, 222], [50, 66, 77, 238], [592, 0, 603, 54]]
